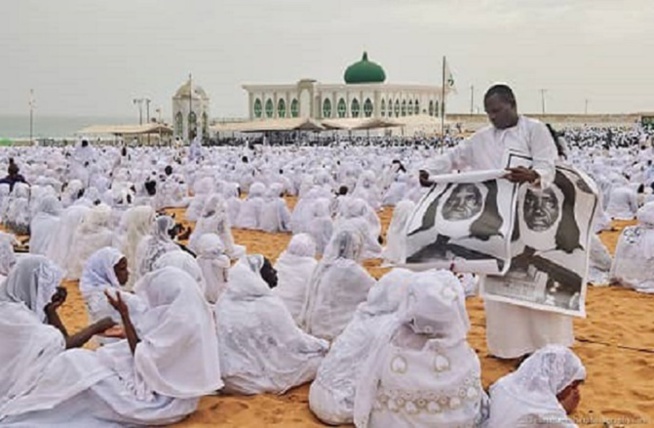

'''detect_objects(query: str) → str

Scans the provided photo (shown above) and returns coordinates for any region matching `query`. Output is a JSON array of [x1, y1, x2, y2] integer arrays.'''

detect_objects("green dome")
[[344, 52, 386, 84]]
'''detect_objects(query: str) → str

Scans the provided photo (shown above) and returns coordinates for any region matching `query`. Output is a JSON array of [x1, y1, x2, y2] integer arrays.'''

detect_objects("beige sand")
[[55, 207, 653, 428]]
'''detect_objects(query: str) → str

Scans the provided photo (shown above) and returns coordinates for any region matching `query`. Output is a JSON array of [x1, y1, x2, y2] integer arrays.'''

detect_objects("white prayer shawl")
[[153, 250, 206, 296], [487, 345, 585, 428], [236, 182, 266, 229], [134, 215, 179, 280], [119, 206, 155, 290], [0, 267, 222, 427], [28, 196, 62, 256], [0, 256, 66, 407], [381, 200, 415, 265], [259, 197, 292, 233], [195, 233, 231, 303], [0, 237, 16, 276], [0, 183, 11, 221], [189, 194, 239, 258], [50, 205, 91, 274], [6, 183, 31, 235], [588, 235, 612, 286], [606, 186, 638, 220], [300, 230, 376, 341], [353, 270, 487, 428], [309, 269, 413, 425], [272, 234, 318, 324], [610, 202, 654, 293], [67, 204, 113, 280], [216, 259, 329, 395]]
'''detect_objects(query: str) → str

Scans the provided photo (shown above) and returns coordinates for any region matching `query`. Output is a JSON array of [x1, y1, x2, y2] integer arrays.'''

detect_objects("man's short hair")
[[484, 84, 516, 107]]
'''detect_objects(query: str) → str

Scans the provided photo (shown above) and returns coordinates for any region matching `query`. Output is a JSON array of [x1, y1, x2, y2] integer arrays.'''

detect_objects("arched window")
[[408, 100, 414, 116], [323, 98, 332, 118], [394, 100, 400, 117], [435, 100, 441, 117], [175, 111, 183, 136], [428, 100, 435, 116], [363, 98, 373, 117], [401, 100, 407, 117], [254, 99, 262, 118], [351, 98, 360, 118], [265, 99, 274, 118], [337, 98, 347, 118], [290, 99, 299, 117], [188, 111, 197, 138], [414, 100, 420, 115], [278, 99, 286, 118], [380, 99, 386, 117]]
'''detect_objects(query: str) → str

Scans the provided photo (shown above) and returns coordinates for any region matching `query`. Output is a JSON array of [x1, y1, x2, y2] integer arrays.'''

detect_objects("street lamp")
[[29, 89, 35, 143], [133, 98, 145, 125], [539, 89, 547, 115]]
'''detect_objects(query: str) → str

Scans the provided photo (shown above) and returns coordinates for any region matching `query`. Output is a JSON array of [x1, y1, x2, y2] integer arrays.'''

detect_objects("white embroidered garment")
[[309, 268, 413, 425], [67, 204, 113, 280], [353, 269, 488, 428], [272, 233, 318, 324], [119, 206, 155, 290], [487, 345, 585, 428], [300, 229, 376, 341], [216, 259, 329, 395], [195, 233, 231, 303], [28, 196, 62, 257], [0, 267, 222, 427]]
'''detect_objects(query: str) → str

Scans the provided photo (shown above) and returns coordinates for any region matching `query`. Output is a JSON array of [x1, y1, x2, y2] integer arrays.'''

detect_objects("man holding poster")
[[419, 84, 573, 360]]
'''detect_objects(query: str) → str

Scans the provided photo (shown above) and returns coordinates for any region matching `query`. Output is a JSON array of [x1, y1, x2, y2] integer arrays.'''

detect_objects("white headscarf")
[[79, 247, 124, 297], [0, 238, 16, 276], [0, 255, 64, 323], [382, 200, 415, 265], [153, 250, 206, 295], [195, 233, 230, 303], [133, 266, 223, 397], [487, 345, 585, 428], [121, 206, 155, 289]]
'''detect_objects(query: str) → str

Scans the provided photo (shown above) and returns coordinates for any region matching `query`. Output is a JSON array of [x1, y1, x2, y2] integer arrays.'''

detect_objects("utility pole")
[[585, 99, 589, 115], [133, 98, 144, 125], [539, 89, 547, 115], [145, 98, 151, 145], [29, 89, 35, 143], [470, 85, 474, 115]]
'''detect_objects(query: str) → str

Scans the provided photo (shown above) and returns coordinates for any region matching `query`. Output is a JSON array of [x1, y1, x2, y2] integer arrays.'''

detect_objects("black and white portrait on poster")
[[481, 152, 598, 317], [402, 170, 519, 275]]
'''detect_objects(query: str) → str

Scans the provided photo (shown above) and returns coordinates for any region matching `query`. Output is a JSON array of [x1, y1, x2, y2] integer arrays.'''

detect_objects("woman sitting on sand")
[[67, 203, 114, 280], [381, 199, 415, 265], [486, 345, 586, 427], [353, 269, 488, 428], [216, 254, 329, 395], [610, 201, 654, 293], [272, 233, 319, 324], [135, 215, 180, 280], [189, 193, 241, 259], [196, 233, 231, 303], [118, 205, 156, 290], [0, 255, 116, 407], [299, 229, 376, 341], [0, 266, 223, 426], [309, 268, 412, 425], [28, 195, 62, 257], [153, 250, 207, 296]]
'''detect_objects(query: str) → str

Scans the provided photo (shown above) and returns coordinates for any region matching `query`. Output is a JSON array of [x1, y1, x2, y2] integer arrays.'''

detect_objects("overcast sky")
[[3, 0, 653, 118]]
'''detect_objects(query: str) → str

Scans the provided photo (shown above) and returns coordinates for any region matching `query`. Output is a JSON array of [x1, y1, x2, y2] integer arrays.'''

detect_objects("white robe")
[[273, 250, 318, 324]]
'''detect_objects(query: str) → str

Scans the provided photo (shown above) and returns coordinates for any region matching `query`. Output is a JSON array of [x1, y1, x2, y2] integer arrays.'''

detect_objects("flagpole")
[[440, 56, 446, 153]]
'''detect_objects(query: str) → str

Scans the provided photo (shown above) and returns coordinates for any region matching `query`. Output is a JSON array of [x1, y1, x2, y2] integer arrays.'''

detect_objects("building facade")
[[242, 52, 445, 121], [172, 77, 211, 140]]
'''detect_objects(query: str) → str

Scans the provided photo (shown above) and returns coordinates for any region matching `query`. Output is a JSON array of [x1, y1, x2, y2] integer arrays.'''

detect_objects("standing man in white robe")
[[420, 84, 573, 360]]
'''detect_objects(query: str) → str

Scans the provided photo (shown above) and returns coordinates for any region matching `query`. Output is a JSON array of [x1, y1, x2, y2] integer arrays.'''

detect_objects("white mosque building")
[[242, 52, 445, 121], [172, 77, 211, 140]]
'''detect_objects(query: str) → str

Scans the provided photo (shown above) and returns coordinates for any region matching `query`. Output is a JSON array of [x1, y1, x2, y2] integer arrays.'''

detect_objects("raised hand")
[[105, 289, 129, 318], [46, 286, 68, 312]]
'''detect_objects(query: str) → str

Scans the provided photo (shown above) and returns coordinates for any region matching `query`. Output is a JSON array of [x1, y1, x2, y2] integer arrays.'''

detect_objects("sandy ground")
[[55, 205, 654, 428]]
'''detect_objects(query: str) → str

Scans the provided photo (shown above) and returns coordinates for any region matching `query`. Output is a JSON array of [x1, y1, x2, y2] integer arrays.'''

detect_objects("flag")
[[444, 59, 457, 94]]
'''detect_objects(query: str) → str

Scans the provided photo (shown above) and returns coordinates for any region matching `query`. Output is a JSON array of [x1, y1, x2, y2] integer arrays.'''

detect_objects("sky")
[[3, 0, 654, 119]]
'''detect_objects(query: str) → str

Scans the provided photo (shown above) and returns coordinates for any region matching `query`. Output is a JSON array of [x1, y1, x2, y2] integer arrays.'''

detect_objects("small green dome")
[[344, 52, 386, 84]]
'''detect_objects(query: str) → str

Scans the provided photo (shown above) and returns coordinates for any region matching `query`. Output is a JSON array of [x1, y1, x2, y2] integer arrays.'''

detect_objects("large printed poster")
[[480, 152, 598, 317], [403, 170, 519, 275]]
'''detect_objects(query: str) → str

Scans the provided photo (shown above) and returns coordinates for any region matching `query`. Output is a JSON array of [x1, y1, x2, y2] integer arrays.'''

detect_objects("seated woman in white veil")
[[118, 205, 156, 290], [259, 183, 292, 233], [588, 234, 612, 286], [487, 345, 585, 428], [186, 176, 215, 222], [0, 234, 17, 282], [381, 200, 415, 266], [299, 229, 376, 341], [610, 201, 654, 293], [309, 268, 412, 425], [235, 182, 266, 230], [152, 250, 207, 297], [353, 270, 488, 428], [28, 195, 62, 257], [189, 193, 242, 259], [5, 182, 31, 235], [195, 233, 231, 303], [272, 233, 318, 324], [307, 198, 334, 257], [67, 204, 113, 280], [0, 267, 223, 427], [0, 256, 115, 408], [135, 215, 180, 281], [216, 254, 329, 395], [335, 198, 383, 260]]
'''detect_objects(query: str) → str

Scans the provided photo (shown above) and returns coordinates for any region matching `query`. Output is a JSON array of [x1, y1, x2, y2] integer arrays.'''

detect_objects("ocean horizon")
[[0, 115, 141, 140]]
